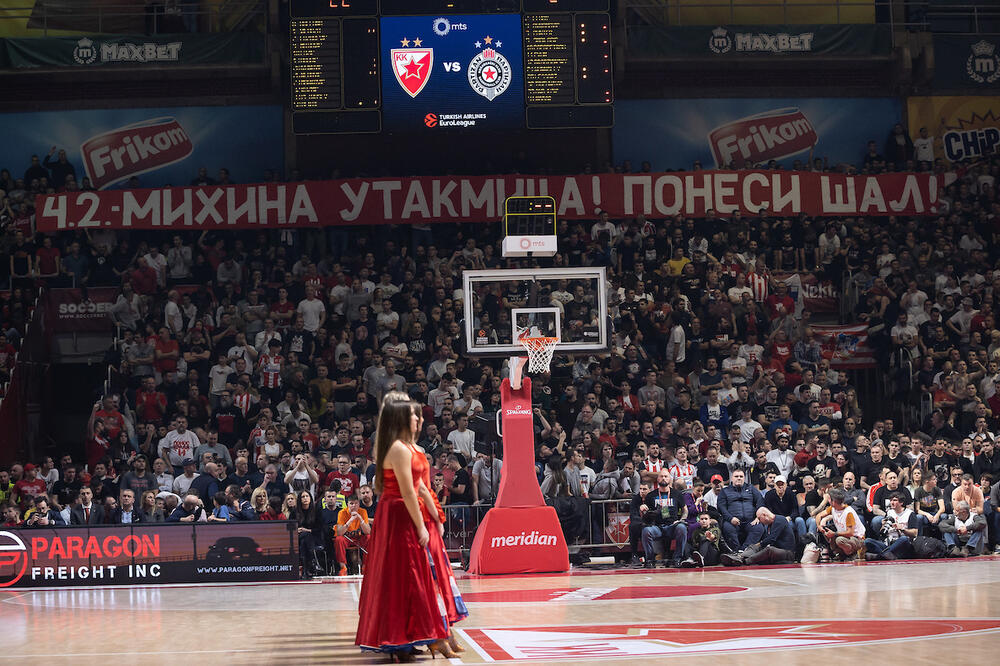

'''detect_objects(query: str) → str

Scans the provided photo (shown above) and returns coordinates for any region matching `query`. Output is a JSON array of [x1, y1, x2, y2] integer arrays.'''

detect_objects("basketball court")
[[1, 559, 998, 664], [4, 198, 993, 663]]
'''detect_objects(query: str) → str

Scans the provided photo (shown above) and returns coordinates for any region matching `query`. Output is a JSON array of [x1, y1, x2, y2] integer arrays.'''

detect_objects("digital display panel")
[[290, 18, 342, 110], [380, 14, 524, 130], [289, 2, 613, 133], [524, 14, 574, 105]]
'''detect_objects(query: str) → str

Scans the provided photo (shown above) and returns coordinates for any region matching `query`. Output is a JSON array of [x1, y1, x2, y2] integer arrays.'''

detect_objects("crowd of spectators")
[[2, 122, 1000, 575]]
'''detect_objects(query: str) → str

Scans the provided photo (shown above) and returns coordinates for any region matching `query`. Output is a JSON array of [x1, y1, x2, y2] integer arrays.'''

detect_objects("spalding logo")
[[504, 407, 532, 416]]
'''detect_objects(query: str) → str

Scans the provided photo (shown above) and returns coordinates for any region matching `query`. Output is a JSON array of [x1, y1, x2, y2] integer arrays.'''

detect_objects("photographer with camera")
[[25, 495, 65, 527], [640, 470, 688, 568], [863, 493, 918, 560]]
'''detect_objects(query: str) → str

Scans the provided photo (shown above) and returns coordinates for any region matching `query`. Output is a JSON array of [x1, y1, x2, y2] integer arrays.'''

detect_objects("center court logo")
[[0, 531, 28, 588], [465, 619, 1000, 660]]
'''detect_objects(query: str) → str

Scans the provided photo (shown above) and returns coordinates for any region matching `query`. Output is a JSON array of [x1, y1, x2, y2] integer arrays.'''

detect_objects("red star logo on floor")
[[460, 619, 1000, 660]]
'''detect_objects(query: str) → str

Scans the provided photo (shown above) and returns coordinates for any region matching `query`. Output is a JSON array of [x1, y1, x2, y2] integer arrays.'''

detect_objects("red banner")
[[35, 170, 939, 231], [46, 288, 118, 333]]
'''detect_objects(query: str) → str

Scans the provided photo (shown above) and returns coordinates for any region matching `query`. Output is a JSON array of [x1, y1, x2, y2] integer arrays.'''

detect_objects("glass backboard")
[[461, 266, 608, 357]]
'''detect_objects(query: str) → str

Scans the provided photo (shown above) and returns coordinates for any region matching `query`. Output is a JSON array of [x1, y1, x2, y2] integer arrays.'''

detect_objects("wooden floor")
[[2, 558, 1000, 664]]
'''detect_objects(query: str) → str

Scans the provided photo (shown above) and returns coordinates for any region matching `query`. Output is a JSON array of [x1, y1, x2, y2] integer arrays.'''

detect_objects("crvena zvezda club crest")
[[391, 48, 433, 98]]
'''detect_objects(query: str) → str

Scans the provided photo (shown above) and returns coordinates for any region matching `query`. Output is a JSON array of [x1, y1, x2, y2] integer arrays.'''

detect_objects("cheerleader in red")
[[412, 405, 469, 652], [355, 398, 449, 659]]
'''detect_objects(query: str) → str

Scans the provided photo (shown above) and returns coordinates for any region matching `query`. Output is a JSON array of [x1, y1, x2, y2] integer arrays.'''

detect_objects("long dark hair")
[[547, 454, 569, 497], [374, 393, 417, 493], [382, 390, 420, 444], [295, 490, 317, 527]]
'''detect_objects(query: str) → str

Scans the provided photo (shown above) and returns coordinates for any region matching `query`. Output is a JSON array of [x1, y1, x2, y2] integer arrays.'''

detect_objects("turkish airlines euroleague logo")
[[0, 531, 28, 588]]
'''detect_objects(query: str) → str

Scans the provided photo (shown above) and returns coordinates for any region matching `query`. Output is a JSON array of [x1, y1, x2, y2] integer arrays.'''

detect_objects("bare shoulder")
[[383, 440, 413, 469]]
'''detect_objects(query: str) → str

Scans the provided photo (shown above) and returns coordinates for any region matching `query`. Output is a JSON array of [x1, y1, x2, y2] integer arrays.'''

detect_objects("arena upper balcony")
[[615, 0, 999, 97], [0, 0, 275, 110]]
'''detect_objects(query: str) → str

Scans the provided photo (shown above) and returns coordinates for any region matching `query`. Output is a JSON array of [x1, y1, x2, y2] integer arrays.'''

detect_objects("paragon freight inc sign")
[[0, 523, 297, 588]]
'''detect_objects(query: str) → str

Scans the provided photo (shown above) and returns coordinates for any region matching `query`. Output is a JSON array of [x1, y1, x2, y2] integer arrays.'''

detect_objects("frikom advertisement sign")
[[614, 98, 902, 170], [0, 105, 282, 191]]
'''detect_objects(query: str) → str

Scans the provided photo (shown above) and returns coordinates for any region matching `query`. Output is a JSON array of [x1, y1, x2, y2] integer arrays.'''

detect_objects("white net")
[[517, 336, 559, 374]]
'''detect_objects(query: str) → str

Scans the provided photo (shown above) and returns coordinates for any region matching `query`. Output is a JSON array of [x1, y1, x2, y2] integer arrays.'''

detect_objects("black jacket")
[[757, 515, 796, 551], [718, 483, 764, 524], [763, 488, 800, 519], [109, 506, 147, 524], [70, 504, 106, 525]]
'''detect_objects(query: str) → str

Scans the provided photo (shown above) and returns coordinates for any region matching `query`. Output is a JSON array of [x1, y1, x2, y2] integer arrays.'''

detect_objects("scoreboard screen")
[[289, 0, 613, 134]]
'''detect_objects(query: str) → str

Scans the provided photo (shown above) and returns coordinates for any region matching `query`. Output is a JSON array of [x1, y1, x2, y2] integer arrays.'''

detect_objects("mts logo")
[[443, 61, 461, 72]]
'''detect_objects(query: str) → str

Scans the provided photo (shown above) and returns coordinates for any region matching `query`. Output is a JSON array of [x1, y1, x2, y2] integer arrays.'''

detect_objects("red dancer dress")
[[356, 444, 449, 653], [421, 463, 469, 625]]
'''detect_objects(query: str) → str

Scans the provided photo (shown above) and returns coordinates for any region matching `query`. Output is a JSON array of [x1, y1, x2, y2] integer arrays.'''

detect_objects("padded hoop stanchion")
[[509, 356, 526, 390], [468, 376, 569, 574]]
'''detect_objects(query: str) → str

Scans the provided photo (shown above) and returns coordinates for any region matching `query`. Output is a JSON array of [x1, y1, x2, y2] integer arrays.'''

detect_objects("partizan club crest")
[[468, 37, 511, 101]]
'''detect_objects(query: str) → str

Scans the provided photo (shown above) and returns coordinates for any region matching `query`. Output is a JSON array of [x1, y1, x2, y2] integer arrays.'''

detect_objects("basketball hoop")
[[517, 335, 559, 374]]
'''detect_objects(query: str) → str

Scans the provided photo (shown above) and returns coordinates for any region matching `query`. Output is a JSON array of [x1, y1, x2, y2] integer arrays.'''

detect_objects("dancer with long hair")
[[385, 392, 469, 655], [355, 394, 449, 661]]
